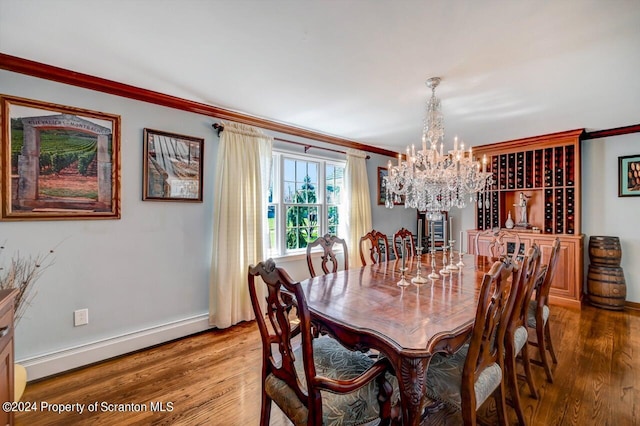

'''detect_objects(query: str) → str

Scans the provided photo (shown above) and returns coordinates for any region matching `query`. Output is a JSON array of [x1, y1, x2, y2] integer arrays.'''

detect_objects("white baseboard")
[[16, 313, 213, 381]]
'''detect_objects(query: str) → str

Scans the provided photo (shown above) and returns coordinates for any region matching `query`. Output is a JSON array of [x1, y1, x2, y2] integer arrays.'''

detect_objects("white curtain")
[[209, 121, 273, 328], [343, 148, 372, 267]]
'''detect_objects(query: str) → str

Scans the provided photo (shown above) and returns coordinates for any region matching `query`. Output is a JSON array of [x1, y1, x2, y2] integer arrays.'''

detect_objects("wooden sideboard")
[[467, 230, 584, 308], [0, 289, 17, 426]]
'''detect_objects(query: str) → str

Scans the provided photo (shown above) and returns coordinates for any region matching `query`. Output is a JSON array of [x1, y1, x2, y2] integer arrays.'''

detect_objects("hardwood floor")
[[16, 303, 639, 425]]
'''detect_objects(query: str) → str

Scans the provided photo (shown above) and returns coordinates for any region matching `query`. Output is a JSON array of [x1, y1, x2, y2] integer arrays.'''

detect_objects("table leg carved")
[[396, 357, 430, 426]]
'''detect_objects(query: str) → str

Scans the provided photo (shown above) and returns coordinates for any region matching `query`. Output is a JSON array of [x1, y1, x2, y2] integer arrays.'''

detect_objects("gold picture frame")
[[0, 95, 121, 220]]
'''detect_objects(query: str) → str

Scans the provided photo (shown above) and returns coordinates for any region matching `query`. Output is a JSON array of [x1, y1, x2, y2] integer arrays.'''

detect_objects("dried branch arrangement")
[[0, 243, 55, 325]]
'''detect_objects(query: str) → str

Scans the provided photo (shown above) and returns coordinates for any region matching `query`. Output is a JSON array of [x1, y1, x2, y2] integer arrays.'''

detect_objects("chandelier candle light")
[[384, 77, 494, 222]]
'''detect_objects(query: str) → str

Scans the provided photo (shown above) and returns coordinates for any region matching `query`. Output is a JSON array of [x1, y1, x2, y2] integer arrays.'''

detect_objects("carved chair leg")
[[495, 381, 509, 426], [260, 393, 272, 426], [537, 323, 554, 383], [376, 374, 393, 426], [506, 346, 526, 426], [521, 344, 538, 399], [545, 321, 558, 364]]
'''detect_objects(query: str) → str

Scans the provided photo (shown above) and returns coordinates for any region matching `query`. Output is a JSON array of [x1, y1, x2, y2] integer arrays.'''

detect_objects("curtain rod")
[[212, 123, 370, 159]]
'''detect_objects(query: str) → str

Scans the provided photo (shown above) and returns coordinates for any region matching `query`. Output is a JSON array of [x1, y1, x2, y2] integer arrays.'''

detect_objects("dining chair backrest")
[[536, 238, 561, 308], [248, 259, 316, 417], [306, 234, 349, 277], [392, 227, 416, 260], [462, 259, 517, 411], [248, 259, 396, 426], [359, 229, 389, 266], [509, 244, 542, 328], [474, 228, 523, 261]]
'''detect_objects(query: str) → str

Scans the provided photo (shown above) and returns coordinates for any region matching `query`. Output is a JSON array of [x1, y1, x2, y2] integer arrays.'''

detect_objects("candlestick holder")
[[428, 247, 440, 279], [446, 239, 459, 271], [439, 244, 451, 275], [411, 246, 428, 285], [397, 266, 410, 287], [456, 250, 466, 267]]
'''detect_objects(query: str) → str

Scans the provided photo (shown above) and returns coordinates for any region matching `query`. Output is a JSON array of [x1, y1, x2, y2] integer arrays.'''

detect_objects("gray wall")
[[1, 70, 216, 364], [1, 70, 413, 378], [581, 134, 639, 302]]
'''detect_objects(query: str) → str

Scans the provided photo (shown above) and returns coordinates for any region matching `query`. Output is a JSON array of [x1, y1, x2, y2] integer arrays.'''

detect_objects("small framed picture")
[[0, 94, 121, 221], [143, 128, 204, 202], [618, 154, 640, 197]]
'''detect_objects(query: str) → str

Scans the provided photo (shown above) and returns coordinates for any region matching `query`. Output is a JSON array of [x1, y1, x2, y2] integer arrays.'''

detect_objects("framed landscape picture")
[[143, 128, 204, 202], [0, 95, 121, 220], [619, 154, 640, 197]]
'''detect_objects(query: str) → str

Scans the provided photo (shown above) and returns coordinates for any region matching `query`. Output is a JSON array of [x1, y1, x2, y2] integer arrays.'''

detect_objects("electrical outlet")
[[74, 308, 89, 326]]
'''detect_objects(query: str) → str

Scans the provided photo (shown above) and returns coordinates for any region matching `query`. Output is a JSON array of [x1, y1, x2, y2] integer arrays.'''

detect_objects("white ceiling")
[[1, 0, 639, 152]]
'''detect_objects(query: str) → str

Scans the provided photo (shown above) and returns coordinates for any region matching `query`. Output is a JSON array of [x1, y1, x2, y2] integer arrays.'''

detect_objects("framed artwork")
[[377, 167, 403, 206], [619, 154, 640, 197], [0, 95, 121, 221], [143, 128, 204, 202]]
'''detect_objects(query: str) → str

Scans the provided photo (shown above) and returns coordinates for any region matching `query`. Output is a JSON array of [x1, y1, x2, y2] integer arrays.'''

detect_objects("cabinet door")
[[535, 238, 576, 300], [0, 338, 13, 426]]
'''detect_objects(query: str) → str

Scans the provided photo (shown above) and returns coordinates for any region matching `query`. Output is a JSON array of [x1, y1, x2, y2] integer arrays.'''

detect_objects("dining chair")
[[528, 237, 561, 383], [391, 227, 416, 260], [424, 259, 517, 426], [248, 259, 398, 426], [504, 245, 541, 425], [359, 229, 389, 266], [474, 228, 523, 261], [306, 233, 349, 278]]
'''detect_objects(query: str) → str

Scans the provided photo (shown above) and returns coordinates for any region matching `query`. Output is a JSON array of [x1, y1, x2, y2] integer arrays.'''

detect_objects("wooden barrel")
[[587, 265, 626, 310], [588, 236, 622, 266]]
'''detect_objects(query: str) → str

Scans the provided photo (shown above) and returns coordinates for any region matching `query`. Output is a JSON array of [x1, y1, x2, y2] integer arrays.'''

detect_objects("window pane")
[[286, 205, 319, 249], [326, 164, 344, 204], [308, 163, 318, 184], [284, 181, 295, 203], [284, 158, 295, 182], [268, 160, 274, 203], [328, 206, 339, 236], [267, 205, 276, 252]]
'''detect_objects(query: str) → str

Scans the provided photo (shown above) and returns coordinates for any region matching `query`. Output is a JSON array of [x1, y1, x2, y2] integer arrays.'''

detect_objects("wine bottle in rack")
[[544, 148, 553, 187], [525, 150, 533, 188], [555, 188, 564, 233], [534, 149, 543, 188], [516, 152, 524, 189], [500, 154, 507, 189], [555, 146, 564, 186], [508, 153, 515, 189], [565, 145, 575, 186], [544, 188, 554, 233], [566, 188, 575, 234]]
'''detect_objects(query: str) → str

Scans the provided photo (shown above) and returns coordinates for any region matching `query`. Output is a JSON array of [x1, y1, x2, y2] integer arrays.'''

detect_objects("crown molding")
[[0, 52, 397, 158]]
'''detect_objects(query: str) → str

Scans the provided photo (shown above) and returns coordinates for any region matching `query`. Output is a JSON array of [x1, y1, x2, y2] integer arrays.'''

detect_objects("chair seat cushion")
[[425, 344, 503, 410], [514, 325, 528, 353], [265, 336, 398, 426], [527, 300, 550, 327]]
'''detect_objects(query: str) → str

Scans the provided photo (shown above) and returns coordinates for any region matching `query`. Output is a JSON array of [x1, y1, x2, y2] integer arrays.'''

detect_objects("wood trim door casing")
[[0, 53, 398, 158]]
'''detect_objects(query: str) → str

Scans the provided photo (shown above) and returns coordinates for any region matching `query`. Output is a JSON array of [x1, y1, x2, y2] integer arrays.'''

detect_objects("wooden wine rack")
[[469, 129, 585, 308], [473, 129, 582, 235]]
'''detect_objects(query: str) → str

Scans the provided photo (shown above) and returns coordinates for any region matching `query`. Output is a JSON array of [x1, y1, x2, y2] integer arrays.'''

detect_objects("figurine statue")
[[513, 192, 531, 227]]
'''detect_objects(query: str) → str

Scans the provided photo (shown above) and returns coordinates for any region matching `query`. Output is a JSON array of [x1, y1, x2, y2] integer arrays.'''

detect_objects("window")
[[268, 151, 345, 257]]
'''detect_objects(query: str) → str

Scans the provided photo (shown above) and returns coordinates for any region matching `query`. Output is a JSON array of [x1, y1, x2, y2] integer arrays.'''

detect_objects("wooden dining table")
[[297, 252, 497, 426]]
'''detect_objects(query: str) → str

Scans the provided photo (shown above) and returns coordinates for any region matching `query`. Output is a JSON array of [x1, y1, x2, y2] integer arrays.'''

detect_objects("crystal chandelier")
[[384, 77, 494, 220]]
